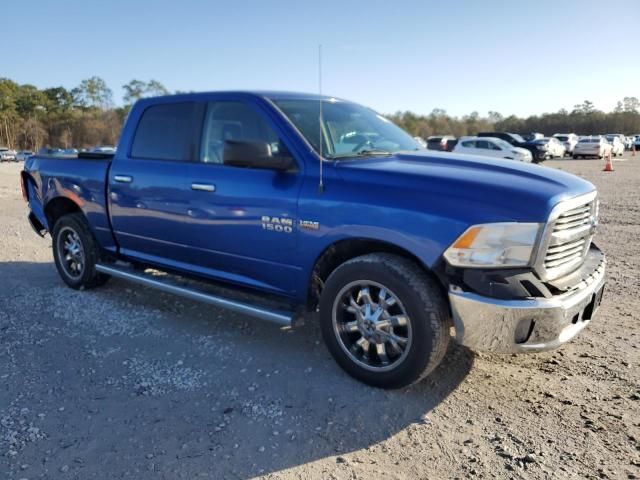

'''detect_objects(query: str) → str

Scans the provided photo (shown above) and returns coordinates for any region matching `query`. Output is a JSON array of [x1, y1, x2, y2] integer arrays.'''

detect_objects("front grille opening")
[[582, 294, 597, 321], [515, 319, 536, 344], [520, 280, 544, 297], [542, 197, 596, 280]]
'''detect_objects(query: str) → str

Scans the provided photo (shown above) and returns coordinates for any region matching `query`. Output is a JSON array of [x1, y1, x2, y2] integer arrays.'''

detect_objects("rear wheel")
[[52, 213, 110, 290], [319, 253, 451, 389]]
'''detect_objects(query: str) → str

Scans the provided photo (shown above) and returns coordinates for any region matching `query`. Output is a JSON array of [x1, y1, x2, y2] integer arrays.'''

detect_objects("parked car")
[[553, 133, 579, 155], [573, 137, 613, 159], [426, 135, 457, 152], [413, 136, 427, 148], [90, 146, 117, 154], [477, 132, 548, 162], [452, 136, 532, 162], [534, 137, 565, 158], [633, 135, 640, 150], [605, 135, 625, 156], [0, 147, 17, 162], [623, 136, 634, 150], [16, 151, 34, 162], [37, 147, 65, 156], [21, 91, 606, 389], [523, 132, 544, 141], [62, 148, 79, 155]]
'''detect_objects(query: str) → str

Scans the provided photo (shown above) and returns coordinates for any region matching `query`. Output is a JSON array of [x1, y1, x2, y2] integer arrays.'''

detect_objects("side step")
[[95, 264, 294, 326]]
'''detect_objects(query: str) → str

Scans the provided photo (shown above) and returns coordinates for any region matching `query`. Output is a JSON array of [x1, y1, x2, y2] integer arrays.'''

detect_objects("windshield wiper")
[[329, 149, 393, 160]]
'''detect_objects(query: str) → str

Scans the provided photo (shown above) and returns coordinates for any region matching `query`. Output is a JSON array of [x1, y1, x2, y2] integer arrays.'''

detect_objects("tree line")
[[390, 98, 640, 139], [1, 76, 638, 151], [0, 77, 169, 151]]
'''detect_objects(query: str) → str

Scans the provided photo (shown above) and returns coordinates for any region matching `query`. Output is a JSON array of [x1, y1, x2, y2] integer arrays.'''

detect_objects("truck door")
[[186, 99, 303, 296], [108, 101, 205, 266]]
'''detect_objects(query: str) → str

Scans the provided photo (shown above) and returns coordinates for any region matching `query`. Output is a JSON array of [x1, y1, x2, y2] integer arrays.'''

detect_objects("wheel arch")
[[44, 196, 84, 231], [306, 237, 440, 311]]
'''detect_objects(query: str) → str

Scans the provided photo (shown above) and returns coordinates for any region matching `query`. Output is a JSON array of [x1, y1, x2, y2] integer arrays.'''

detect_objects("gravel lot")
[[1, 155, 639, 479]]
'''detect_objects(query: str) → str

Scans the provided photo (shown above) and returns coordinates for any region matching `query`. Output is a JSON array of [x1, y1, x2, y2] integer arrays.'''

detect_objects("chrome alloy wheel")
[[57, 226, 85, 279], [332, 280, 412, 372]]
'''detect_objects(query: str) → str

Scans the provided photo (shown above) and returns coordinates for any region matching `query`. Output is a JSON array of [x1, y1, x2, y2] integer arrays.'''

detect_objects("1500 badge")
[[261, 216, 320, 233]]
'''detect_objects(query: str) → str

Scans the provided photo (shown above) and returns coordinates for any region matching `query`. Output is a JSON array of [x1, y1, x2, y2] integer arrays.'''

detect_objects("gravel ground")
[[0, 155, 638, 479]]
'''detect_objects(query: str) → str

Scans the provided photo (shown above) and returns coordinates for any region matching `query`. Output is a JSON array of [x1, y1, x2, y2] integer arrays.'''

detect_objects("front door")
[[186, 99, 303, 296]]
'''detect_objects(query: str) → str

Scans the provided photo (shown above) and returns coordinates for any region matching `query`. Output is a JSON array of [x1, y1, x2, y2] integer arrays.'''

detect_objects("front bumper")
[[449, 249, 606, 353]]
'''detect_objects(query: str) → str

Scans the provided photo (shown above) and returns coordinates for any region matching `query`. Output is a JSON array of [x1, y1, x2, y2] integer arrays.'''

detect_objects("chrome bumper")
[[449, 258, 606, 353]]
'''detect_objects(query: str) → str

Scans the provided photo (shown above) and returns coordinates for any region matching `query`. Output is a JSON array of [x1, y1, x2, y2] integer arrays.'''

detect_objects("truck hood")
[[334, 150, 595, 223]]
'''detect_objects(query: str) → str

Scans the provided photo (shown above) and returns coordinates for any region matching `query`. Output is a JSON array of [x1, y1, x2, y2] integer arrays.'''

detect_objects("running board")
[[95, 264, 293, 326]]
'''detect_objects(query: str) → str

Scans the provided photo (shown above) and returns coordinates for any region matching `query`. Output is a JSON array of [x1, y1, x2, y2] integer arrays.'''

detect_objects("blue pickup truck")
[[21, 91, 606, 388]]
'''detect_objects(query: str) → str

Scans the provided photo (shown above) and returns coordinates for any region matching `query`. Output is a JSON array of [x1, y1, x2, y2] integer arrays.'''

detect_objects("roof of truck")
[[139, 90, 348, 103]]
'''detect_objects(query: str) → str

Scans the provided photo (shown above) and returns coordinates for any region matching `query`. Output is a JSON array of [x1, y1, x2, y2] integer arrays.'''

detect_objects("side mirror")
[[223, 140, 295, 171]]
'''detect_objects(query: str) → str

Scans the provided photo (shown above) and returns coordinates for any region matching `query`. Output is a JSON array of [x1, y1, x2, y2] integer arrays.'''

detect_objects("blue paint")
[[23, 91, 596, 304]]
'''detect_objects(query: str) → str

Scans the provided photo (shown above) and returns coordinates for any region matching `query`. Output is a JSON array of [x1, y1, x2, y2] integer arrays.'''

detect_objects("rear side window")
[[131, 102, 202, 161], [461, 140, 475, 148]]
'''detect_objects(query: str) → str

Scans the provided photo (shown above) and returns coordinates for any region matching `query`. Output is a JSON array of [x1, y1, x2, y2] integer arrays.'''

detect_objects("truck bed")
[[23, 154, 117, 251]]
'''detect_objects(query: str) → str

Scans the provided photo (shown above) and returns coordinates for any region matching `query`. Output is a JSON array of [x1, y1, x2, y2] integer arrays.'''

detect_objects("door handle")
[[191, 183, 216, 192], [114, 175, 133, 183]]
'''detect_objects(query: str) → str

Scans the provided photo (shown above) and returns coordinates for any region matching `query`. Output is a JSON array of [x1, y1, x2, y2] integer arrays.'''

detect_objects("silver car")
[[0, 147, 17, 162]]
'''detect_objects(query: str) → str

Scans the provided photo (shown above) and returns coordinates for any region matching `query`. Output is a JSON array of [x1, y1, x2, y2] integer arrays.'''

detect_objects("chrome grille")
[[536, 193, 598, 281]]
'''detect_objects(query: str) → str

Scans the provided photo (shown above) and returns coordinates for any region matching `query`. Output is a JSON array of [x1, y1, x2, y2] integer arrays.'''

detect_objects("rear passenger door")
[[475, 139, 500, 158], [108, 101, 205, 267]]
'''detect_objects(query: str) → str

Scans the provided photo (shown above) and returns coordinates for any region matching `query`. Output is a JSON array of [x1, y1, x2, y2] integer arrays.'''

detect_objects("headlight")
[[444, 223, 541, 268]]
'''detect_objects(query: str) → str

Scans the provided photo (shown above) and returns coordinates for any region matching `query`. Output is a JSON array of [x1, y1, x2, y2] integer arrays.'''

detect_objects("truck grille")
[[538, 196, 598, 280]]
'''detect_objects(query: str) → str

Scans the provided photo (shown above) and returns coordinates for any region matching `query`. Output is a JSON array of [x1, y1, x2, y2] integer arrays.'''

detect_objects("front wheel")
[[52, 212, 110, 290], [319, 253, 451, 389]]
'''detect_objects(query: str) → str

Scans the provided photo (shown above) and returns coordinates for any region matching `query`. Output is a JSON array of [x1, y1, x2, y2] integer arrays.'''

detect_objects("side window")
[[201, 101, 281, 164], [476, 140, 490, 149], [461, 140, 475, 148], [488, 141, 501, 150], [131, 102, 201, 161]]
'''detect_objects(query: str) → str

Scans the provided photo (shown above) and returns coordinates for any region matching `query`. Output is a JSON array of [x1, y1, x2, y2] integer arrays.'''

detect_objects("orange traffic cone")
[[603, 151, 614, 172]]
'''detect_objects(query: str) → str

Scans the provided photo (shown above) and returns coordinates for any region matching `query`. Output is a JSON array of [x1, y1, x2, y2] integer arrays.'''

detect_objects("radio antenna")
[[318, 44, 324, 193]]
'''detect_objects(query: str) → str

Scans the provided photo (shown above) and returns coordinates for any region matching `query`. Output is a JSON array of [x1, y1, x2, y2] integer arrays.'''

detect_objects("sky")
[[3, 0, 639, 117]]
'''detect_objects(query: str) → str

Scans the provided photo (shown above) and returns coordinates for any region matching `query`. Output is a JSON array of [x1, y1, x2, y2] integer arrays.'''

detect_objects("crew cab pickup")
[[21, 91, 606, 388]]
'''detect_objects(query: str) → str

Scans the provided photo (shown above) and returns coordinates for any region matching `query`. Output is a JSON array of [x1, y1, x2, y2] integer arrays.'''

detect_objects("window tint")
[[461, 140, 475, 148], [131, 102, 201, 161], [488, 141, 501, 150], [476, 140, 491, 149], [201, 101, 280, 164]]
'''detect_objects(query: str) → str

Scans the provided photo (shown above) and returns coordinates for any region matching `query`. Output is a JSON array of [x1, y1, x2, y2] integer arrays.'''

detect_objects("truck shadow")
[[1, 261, 474, 479]]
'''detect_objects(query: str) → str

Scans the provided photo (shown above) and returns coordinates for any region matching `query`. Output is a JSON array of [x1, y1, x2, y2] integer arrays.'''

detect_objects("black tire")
[[572, 155, 578, 159], [319, 253, 451, 389], [51, 212, 110, 290]]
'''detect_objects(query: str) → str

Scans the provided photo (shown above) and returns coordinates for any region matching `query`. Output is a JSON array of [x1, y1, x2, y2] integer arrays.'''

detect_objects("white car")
[[605, 135, 625, 156], [553, 133, 579, 155], [573, 137, 613, 159], [413, 136, 427, 148], [0, 147, 17, 162], [16, 151, 34, 161], [535, 137, 565, 158], [452, 136, 532, 162]]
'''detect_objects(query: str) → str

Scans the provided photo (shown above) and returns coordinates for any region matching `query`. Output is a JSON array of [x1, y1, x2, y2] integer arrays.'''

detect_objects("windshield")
[[509, 133, 526, 143], [493, 139, 513, 150], [555, 135, 568, 141], [272, 98, 420, 159]]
